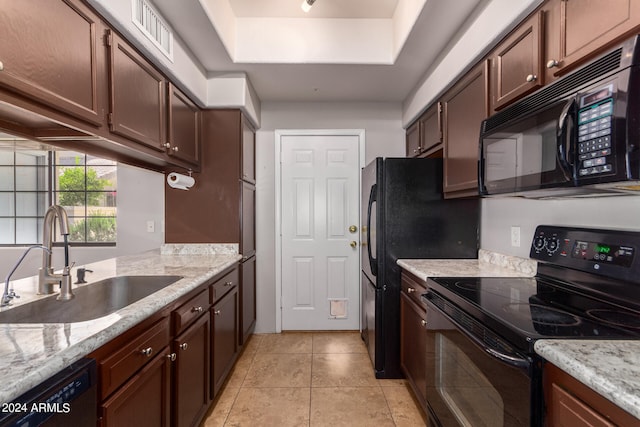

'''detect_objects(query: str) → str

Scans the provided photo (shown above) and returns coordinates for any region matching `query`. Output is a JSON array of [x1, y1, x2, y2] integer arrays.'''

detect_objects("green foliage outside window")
[[57, 167, 111, 206]]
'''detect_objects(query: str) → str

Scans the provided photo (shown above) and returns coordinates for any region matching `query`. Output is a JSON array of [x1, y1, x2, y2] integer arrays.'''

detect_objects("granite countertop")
[[535, 340, 640, 420], [0, 244, 241, 405], [397, 248, 538, 279]]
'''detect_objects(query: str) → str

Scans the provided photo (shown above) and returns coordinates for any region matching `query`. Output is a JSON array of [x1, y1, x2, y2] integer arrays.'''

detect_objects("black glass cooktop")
[[426, 276, 640, 353]]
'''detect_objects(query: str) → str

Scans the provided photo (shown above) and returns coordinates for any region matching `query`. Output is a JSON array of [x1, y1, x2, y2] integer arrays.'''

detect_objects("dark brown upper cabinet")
[[0, 0, 105, 127], [167, 83, 201, 167], [442, 60, 489, 198], [107, 29, 166, 152], [241, 114, 256, 184], [545, 0, 640, 80], [491, 11, 544, 111], [406, 103, 443, 158]]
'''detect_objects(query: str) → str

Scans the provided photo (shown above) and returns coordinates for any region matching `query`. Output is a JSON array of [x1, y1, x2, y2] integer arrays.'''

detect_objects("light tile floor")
[[201, 332, 427, 427]]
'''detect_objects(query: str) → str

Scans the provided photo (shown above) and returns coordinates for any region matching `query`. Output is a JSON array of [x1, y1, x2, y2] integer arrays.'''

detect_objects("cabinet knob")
[[214, 309, 221, 316], [0, 61, 3, 71], [191, 306, 203, 313], [140, 347, 153, 357], [407, 287, 415, 293], [526, 74, 537, 82], [350, 241, 358, 248], [413, 148, 420, 154], [163, 143, 171, 148], [179, 343, 188, 351], [546, 59, 559, 69], [172, 146, 179, 152], [224, 281, 233, 287], [167, 353, 176, 362], [421, 319, 427, 327]]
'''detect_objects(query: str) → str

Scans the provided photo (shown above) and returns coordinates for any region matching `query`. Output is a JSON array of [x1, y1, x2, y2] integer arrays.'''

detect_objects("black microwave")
[[479, 35, 640, 197]]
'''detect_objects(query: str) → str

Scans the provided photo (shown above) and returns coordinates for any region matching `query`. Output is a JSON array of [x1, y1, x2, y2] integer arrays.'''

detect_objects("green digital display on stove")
[[594, 244, 611, 254], [573, 240, 635, 267]]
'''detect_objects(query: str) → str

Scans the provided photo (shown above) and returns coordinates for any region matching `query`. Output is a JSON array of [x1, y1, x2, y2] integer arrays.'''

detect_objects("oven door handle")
[[424, 294, 531, 372]]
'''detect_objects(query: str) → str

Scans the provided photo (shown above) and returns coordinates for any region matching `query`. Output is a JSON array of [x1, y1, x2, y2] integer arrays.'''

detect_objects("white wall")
[[481, 196, 640, 258], [0, 164, 164, 281], [254, 102, 405, 333]]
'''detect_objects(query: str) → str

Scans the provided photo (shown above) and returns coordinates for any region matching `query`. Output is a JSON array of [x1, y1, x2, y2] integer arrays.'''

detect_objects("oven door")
[[479, 98, 575, 196], [423, 294, 540, 427]]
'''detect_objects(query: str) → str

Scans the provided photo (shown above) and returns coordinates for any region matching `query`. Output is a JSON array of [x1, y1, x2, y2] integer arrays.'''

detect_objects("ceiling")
[[150, 0, 486, 103]]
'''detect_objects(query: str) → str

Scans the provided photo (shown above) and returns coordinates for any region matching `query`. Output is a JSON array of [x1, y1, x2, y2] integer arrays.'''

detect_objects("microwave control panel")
[[577, 83, 614, 178]]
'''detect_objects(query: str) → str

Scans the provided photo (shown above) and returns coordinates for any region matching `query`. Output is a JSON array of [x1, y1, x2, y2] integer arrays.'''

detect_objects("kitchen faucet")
[[38, 205, 74, 301]]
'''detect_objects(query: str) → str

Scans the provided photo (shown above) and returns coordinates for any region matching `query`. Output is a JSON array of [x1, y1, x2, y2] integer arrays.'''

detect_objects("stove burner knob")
[[533, 236, 545, 251], [545, 237, 560, 254]]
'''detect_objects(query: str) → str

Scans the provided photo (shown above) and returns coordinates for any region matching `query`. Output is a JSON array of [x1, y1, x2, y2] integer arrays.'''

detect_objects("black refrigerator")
[[361, 157, 479, 378]]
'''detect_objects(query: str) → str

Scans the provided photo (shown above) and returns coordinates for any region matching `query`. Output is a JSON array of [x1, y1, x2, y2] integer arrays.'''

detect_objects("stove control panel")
[[530, 225, 640, 283]]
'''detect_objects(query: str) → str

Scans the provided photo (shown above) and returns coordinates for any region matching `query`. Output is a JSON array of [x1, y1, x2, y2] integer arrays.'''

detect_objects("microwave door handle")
[[557, 98, 576, 180], [366, 184, 377, 276]]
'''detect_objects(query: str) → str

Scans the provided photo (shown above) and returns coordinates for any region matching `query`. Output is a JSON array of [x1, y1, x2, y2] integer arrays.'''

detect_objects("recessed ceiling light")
[[301, 0, 316, 13]]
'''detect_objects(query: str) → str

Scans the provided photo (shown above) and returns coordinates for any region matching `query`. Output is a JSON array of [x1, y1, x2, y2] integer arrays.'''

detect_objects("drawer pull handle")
[[191, 306, 204, 313], [407, 287, 416, 293], [167, 353, 176, 362], [214, 310, 221, 316], [179, 343, 188, 351], [140, 347, 153, 357], [224, 281, 233, 287], [421, 320, 427, 327]]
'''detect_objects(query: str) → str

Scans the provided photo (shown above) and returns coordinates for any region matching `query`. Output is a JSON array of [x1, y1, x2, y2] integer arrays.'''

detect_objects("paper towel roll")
[[167, 172, 195, 190]]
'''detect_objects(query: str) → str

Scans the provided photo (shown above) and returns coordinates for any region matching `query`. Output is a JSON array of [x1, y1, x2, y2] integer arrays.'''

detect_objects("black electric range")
[[426, 225, 640, 355]]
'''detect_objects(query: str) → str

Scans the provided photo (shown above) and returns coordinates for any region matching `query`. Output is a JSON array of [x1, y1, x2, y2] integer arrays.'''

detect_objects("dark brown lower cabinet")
[[173, 313, 211, 427], [212, 283, 239, 397], [101, 347, 172, 427], [400, 291, 428, 411], [240, 255, 256, 345]]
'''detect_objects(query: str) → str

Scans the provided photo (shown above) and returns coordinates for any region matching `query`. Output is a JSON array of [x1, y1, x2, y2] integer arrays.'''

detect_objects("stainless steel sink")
[[0, 275, 183, 324]]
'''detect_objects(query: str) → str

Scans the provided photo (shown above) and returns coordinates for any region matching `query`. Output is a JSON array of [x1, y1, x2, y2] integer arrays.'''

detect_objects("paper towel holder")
[[167, 170, 195, 190]]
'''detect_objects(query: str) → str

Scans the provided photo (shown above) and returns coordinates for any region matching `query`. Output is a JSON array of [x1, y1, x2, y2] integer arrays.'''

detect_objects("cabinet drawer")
[[401, 272, 427, 308], [173, 288, 210, 334], [211, 268, 239, 304], [99, 317, 170, 398]]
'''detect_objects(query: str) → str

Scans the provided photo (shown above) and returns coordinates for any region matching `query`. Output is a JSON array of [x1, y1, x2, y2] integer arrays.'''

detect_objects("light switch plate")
[[511, 226, 521, 247], [146, 220, 155, 233]]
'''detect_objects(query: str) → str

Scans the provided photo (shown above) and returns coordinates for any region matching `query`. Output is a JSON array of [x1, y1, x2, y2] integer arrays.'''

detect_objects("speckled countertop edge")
[[397, 248, 537, 280], [535, 340, 640, 420], [0, 247, 242, 405]]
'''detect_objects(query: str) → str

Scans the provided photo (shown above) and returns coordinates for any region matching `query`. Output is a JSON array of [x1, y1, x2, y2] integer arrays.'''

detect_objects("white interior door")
[[279, 132, 361, 330]]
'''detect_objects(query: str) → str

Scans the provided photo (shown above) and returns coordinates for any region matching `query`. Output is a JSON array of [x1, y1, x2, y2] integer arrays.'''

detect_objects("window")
[[0, 147, 117, 246]]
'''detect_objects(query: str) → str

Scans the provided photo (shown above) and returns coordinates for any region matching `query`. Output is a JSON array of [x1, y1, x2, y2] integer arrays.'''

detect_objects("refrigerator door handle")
[[367, 184, 377, 276]]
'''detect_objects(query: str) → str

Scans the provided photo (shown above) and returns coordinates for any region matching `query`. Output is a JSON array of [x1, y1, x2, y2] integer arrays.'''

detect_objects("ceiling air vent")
[[131, 0, 173, 61]]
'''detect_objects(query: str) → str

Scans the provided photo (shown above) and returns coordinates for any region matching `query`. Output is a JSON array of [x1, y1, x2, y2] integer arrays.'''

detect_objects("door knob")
[[350, 241, 357, 248], [349, 225, 357, 233]]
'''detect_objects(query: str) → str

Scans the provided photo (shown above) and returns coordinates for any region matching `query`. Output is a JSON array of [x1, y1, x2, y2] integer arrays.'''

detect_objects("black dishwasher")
[[0, 358, 97, 427]]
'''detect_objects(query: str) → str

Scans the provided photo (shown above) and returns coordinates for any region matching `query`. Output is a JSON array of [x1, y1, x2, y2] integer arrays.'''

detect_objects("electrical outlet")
[[146, 220, 155, 233], [511, 226, 521, 247]]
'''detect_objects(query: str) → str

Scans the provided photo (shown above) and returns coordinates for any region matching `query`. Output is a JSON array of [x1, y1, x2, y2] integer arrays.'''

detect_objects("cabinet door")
[[240, 255, 256, 345], [442, 60, 489, 197], [0, 0, 104, 126], [420, 102, 443, 155], [406, 120, 421, 157], [241, 181, 256, 258], [491, 11, 544, 111], [212, 286, 239, 397], [173, 313, 210, 427], [241, 115, 256, 183], [107, 29, 166, 151], [101, 347, 171, 427], [167, 83, 200, 166], [548, 0, 640, 77], [400, 291, 427, 411]]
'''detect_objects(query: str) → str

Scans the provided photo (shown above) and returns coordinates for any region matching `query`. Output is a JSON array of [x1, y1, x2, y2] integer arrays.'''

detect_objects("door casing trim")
[[275, 129, 366, 332]]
